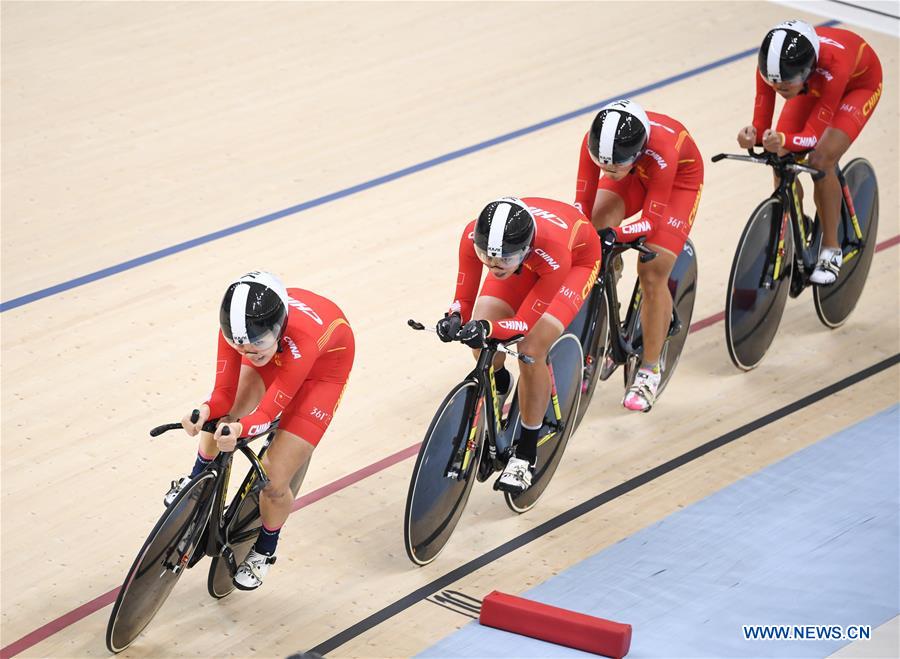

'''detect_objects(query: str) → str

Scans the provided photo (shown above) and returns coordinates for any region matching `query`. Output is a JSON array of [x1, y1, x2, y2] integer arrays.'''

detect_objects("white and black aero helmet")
[[473, 197, 536, 269], [219, 271, 290, 348], [758, 20, 820, 84], [588, 99, 651, 166]]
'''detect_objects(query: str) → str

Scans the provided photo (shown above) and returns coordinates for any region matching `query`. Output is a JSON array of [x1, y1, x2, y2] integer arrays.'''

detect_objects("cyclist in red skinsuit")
[[436, 196, 601, 492], [171, 271, 354, 590], [575, 99, 703, 412], [738, 20, 882, 285]]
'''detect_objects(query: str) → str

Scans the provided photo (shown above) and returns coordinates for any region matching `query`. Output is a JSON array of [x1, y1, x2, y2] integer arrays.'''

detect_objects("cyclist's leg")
[[498, 313, 563, 491], [808, 80, 882, 284], [257, 333, 353, 543], [516, 314, 564, 432], [232, 425, 313, 589], [237, 367, 350, 588], [639, 186, 700, 365], [627, 185, 700, 411]]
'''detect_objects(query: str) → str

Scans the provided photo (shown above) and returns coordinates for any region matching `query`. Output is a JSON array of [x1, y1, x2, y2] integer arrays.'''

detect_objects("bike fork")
[[763, 202, 790, 289]]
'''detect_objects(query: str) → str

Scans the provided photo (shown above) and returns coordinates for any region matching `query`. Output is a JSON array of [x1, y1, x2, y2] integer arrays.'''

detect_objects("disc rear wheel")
[[656, 239, 698, 395], [505, 334, 583, 513], [813, 158, 878, 328]]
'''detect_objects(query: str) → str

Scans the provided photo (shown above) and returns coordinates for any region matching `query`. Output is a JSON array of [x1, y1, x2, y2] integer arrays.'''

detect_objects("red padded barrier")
[[478, 590, 632, 658]]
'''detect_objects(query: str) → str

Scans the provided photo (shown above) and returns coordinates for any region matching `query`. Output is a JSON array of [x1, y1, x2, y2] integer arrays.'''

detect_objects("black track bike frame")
[[712, 148, 863, 295], [442, 340, 521, 480], [149, 418, 275, 575], [578, 237, 668, 370]]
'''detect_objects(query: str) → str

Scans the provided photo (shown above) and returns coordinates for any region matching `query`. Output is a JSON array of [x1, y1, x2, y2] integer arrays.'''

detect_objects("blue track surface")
[[420, 405, 900, 658]]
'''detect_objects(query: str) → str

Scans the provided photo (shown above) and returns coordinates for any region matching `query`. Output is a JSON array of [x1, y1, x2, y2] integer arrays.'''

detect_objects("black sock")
[[189, 451, 214, 478], [494, 367, 511, 396], [253, 524, 281, 556], [515, 426, 539, 465]]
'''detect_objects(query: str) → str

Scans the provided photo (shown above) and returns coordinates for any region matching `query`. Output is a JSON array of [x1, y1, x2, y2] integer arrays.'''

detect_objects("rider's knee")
[[637, 262, 671, 292], [808, 149, 841, 180], [261, 479, 290, 503], [518, 337, 550, 370]]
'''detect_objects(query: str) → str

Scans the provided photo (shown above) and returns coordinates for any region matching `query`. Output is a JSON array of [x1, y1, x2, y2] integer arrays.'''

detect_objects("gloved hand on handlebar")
[[456, 319, 490, 349], [436, 312, 462, 342]]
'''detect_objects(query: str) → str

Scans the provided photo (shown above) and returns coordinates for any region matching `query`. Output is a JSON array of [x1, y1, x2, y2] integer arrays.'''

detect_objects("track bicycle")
[[106, 414, 304, 653], [403, 320, 583, 566], [714, 148, 879, 370], [567, 232, 698, 426]]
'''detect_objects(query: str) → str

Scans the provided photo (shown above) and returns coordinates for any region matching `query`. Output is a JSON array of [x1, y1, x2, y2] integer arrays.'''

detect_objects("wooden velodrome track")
[[1, 2, 897, 657]]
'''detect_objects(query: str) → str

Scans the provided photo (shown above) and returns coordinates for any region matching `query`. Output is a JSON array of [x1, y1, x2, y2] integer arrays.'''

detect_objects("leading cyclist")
[[166, 271, 354, 590]]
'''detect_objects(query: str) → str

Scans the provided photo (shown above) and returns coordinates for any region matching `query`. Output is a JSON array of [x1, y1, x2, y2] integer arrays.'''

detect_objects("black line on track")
[[827, 0, 900, 20], [309, 354, 899, 656]]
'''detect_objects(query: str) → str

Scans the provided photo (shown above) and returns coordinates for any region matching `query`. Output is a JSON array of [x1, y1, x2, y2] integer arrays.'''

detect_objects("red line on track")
[[3, 233, 897, 658]]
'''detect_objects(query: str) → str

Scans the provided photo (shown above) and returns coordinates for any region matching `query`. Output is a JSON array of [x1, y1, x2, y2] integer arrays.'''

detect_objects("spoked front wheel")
[[106, 473, 216, 653], [813, 158, 879, 328], [725, 198, 794, 370], [404, 381, 484, 565], [505, 333, 583, 513]]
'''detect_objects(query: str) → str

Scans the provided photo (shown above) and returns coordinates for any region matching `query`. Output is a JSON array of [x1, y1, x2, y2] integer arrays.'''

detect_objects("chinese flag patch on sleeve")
[[274, 390, 293, 409]]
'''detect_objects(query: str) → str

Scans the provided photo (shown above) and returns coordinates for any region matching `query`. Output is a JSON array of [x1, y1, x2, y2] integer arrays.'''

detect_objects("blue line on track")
[[0, 21, 838, 313]]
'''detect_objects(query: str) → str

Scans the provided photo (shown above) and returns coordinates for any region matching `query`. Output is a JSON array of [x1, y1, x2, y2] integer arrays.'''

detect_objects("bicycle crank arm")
[[222, 546, 239, 576]]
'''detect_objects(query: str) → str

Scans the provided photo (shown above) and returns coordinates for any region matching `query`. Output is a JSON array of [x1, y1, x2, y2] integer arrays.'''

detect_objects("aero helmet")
[[758, 20, 820, 84], [219, 271, 289, 349], [588, 99, 651, 166], [473, 197, 535, 269]]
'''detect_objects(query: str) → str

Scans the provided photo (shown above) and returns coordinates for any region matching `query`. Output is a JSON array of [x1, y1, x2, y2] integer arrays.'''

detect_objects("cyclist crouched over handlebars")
[[436, 197, 601, 493], [737, 19, 882, 285], [575, 99, 704, 412], [168, 271, 354, 590]]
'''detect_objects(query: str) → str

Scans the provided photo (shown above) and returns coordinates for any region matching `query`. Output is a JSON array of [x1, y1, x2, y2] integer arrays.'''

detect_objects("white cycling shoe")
[[233, 549, 277, 591], [163, 475, 191, 507], [809, 248, 842, 285], [496, 457, 534, 493], [623, 366, 661, 413]]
